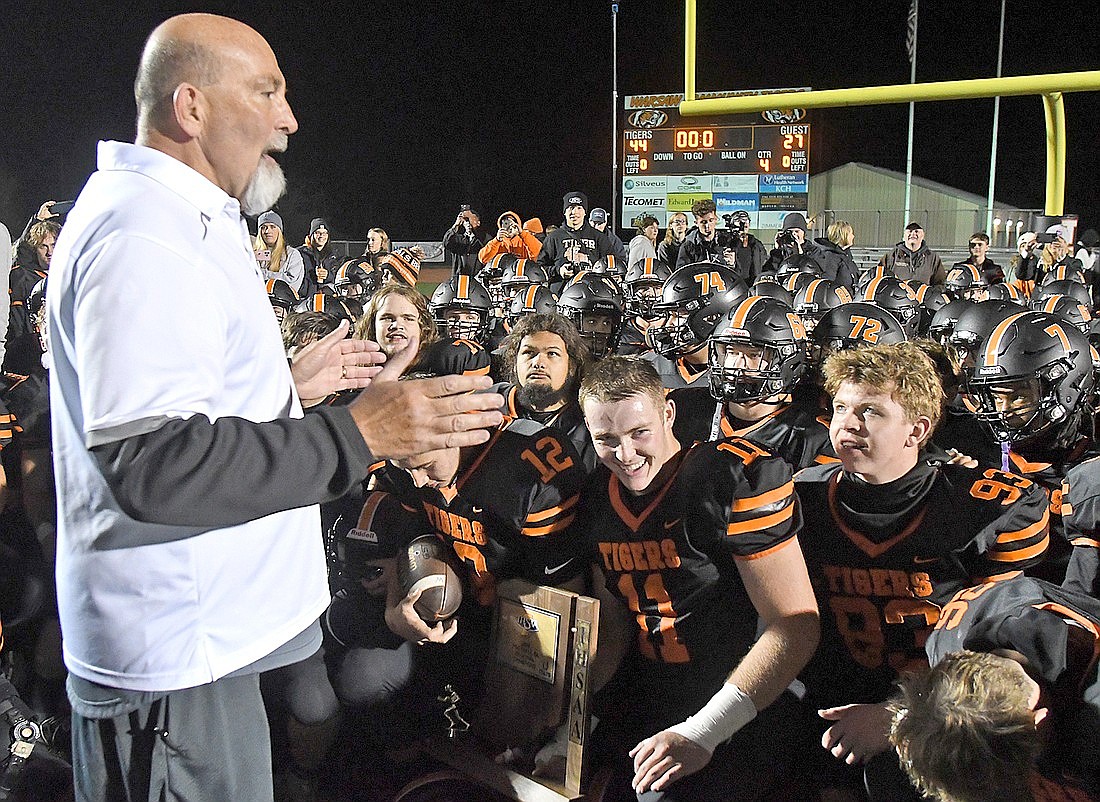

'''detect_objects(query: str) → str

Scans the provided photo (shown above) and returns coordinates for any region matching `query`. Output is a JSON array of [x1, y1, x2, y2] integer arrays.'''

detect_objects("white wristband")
[[666, 683, 757, 755]]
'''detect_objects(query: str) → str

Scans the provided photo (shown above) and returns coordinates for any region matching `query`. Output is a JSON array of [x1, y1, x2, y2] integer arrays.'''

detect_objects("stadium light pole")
[[985, 0, 1006, 234], [611, 2, 619, 232], [903, 0, 918, 224]]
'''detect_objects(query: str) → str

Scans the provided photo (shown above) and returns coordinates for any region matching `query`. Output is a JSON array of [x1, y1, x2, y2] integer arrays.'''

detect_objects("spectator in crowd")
[[47, 14, 504, 800], [523, 217, 545, 243], [495, 313, 596, 472], [763, 213, 823, 275], [725, 210, 768, 284], [355, 283, 437, 370], [442, 205, 485, 278], [364, 226, 391, 269], [298, 217, 339, 291], [627, 214, 659, 266], [675, 199, 736, 270], [813, 220, 858, 289], [877, 221, 947, 286], [588, 208, 627, 261], [657, 211, 689, 268], [1074, 227, 1098, 273], [1016, 226, 1084, 287], [477, 210, 541, 264], [538, 191, 614, 286], [254, 210, 306, 294], [953, 231, 1002, 285], [1007, 230, 1038, 289], [5, 219, 58, 375]]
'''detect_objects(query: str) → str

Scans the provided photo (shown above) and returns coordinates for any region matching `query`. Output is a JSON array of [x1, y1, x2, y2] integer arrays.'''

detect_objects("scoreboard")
[[620, 91, 810, 232]]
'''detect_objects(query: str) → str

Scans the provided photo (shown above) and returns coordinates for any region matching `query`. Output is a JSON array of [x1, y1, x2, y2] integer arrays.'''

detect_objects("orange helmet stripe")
[[982, 312, 1030, 368]]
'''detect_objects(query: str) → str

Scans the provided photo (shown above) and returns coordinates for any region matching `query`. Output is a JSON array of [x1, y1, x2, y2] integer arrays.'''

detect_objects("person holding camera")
[[1016, 225, 1085, 287], [724, 209, 768, 284], [538, 191, 615, 290], [762, 212, 823, 276], [675, 199, 738, 271], [477, 210, 541, 265], [442, 205, 486, 278]]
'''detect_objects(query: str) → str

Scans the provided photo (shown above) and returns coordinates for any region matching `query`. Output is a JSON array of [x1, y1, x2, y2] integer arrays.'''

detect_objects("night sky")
[[2, 1, 1097, 243]]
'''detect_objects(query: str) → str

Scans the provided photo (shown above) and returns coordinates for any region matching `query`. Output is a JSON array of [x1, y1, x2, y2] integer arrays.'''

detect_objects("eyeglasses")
[[968, 242, 984, 248]]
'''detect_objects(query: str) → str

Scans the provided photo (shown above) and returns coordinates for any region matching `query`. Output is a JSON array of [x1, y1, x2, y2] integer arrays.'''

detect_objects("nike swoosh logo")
[[912, 556, 939, 564], [470, 506, 484, 514], [664, 518, 682, 530], [545, 558, 575, 575]]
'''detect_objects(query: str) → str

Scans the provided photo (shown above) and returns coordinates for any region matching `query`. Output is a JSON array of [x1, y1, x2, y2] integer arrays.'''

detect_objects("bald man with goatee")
[[48, 14, 503, 800]]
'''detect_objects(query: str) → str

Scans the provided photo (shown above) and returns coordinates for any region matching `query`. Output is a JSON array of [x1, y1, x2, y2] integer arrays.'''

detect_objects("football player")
[[965, 310, 1100, 595], [890, 575, 1100, 801], [575, 356, 819, 800], [670, 295, 838, 471], [644, 263, 748, 389], [793, 342, 1050, 793], [334, 416, 584, 742], [494, 313, 596, 472]]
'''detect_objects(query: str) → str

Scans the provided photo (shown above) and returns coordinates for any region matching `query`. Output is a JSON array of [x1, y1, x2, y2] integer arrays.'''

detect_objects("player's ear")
[[907, 415, 932, 448], [664, 398, 676, 429]]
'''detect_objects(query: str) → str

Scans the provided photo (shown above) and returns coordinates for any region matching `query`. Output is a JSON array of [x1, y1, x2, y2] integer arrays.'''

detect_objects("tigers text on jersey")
[[575, 437, 800, 665], [795, 460, 1050, 706], [669, 386, 837, 470], [371, 417, 583, 606]]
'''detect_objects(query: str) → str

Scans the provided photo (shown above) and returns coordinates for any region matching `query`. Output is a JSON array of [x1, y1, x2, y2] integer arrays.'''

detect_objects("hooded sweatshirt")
[[478, 211, 542, 264]]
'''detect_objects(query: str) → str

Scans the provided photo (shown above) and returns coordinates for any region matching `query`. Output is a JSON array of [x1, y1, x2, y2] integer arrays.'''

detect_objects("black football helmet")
[[983, 283, 1025, 303], [332, 260, 375, 299], [648, 263, 749, 359], [1032, 279, 1092, 309], [928, 298, 973, 346], [477, 253, 518, 309], [1040, 263, 1087, 286], [943, 264, 987, 301], [592, 255, 625, 279], [556, 276, 624, 359], [505, 285, 558, 328], [500, 258, 549, 293], [793, 278, 852, 333], [709, 296, 808, 404], [266, 278, 299, 320], [947, 299, 1025, 369], [858, 275, 921, 337], [430, 275, 494, 344], [748, 279, 795, 306], [293, 293, 360, 323], [624, 258, 672, 319], [1031, 294, 1093, 335], [775, 254, 822, 282], [912, 283, 953, 336], [965, 311, 1094, 443], [810, 301, 907, 359]]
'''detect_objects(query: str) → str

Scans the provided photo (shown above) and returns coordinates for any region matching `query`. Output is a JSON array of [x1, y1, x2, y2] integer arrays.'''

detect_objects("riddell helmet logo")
[[346, 528, 378, 543], [761, 108, 806, 123], [628, 109, 668, 128]]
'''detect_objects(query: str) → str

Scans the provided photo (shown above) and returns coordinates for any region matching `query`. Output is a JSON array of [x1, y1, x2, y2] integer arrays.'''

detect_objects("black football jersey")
[[1, 372, 44, 449], [669, 386, 838, 470], [1062, 454, 1100, 598], [928, 576, 1100, 794], [413, 338, 491, 377], [796, 461, 1051, 706], [494, 383, 597, 474], [371, 417, 583, 606], [576, 437, 800, 665], [615, 320, 651, 356], [642, 350, 709, 390]]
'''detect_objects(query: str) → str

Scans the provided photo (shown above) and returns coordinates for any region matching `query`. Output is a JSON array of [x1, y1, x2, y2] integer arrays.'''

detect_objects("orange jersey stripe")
[[522, 514, 576, 537], [727, 504, 794, 536], [525, 495, 579, 524], [731, 480, 794, 513], [989, 536, 1050, 563], [734, 534, 797, 561], [997, 510, 1050, 543]]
